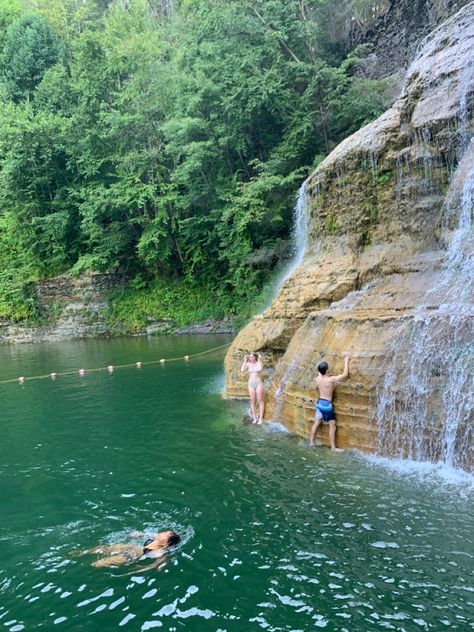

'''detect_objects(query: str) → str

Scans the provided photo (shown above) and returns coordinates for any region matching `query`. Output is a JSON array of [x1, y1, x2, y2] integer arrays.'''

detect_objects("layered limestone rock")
[[0, 273, 122, 344], [225, 3, 474, 470], [362, 0, 472, 80]]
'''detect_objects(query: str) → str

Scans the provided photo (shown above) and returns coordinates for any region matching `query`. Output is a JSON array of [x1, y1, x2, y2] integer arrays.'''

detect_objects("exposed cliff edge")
[[0, 273, 123, 344], [225, 3, 474, 471], [360, 0, 472, 80], [0, 273, 234, 345]]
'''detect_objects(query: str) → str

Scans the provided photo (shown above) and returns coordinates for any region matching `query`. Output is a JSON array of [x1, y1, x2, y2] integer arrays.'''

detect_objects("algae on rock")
[[225, 2, 474, 472]]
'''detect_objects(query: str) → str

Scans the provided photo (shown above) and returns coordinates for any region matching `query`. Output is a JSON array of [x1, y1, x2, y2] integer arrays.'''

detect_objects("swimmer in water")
[[241, 352, 265, 424], [71, 530, 181, 571]]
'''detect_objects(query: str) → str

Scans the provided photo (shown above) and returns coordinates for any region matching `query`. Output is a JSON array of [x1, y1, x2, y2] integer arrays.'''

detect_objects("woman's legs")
[[248, 385, 258, 423], [256, 382, 265, 424]]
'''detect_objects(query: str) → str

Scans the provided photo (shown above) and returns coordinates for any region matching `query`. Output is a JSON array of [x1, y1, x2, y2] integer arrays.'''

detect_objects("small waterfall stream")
[[376, 144, 474, 470], [374, 48, 474, 471], [263, 178, 312, 315], [274, 179, 311, 289], [268, 179, 312, 422]]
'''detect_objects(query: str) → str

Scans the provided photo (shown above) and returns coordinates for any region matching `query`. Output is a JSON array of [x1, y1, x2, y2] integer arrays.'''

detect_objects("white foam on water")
[[362, 453, 474, 492], [263, 422, 292, 434]]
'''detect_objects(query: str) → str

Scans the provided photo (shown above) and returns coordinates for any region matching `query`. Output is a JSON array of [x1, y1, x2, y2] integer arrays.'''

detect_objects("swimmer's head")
[[145, 530, 181, 551], [249, 352, 257, 361], [317, 361, 329, 375]]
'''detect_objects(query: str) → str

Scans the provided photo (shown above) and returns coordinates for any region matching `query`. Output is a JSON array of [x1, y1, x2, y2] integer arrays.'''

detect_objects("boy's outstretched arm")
[[332, 355, 350, 383]]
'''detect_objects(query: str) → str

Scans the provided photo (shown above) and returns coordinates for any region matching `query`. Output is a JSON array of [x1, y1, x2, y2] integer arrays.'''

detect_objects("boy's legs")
[[310, 409, 323, 446]]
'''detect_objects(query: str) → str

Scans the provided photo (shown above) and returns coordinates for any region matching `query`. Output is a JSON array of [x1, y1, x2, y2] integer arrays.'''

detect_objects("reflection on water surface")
[[0, 337, 473, 631]]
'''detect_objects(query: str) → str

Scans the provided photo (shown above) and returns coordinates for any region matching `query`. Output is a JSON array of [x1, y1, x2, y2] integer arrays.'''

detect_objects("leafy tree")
[[1, 13, 65, 101], [0, 0, 388, 322]]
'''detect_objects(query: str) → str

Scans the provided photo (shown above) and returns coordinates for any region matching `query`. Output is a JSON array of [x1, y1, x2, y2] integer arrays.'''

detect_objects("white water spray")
[[375, 144, 474, 471], [280, 179, 311, 284], [265, 179, 312, 309]]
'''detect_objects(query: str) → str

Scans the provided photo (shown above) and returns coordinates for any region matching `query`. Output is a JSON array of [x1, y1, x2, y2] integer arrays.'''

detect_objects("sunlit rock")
[[226, 3, 474, 471]]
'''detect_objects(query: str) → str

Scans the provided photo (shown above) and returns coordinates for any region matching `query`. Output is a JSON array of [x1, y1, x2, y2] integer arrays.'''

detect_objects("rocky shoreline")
[[0, 272, 235, 345]]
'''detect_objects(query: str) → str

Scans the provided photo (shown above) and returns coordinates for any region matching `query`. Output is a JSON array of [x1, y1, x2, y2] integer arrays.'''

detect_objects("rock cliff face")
[[363, 0, 472, 80], [0, 273, 122, 344], [226, 3, 474, 471], [0, 273, 235, 344]]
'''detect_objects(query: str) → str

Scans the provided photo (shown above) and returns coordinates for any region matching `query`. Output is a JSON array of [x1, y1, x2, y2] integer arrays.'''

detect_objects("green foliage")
[[376, 171, 392, 186], [107, 277, 234, 332], [1, 12, 65, 101], [0, 0, 21, 49], [0, 0, 389, 324], [325, 212, 338, 235]]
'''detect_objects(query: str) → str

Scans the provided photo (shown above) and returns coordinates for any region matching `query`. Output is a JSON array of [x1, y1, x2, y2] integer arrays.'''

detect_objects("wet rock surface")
[[226, 3, 474, 470], [360, 0, 472, 81]]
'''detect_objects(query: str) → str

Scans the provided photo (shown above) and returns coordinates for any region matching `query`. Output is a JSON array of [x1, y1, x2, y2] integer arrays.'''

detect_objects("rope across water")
[[0, 341, 232, 386]]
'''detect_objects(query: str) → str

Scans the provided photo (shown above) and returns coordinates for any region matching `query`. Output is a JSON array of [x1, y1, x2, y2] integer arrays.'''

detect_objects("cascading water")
[[265, 178, 312, 307], [375, 145, 474, 471], [268, 179, 312, 421], [282, 179, 311, 280], [375, 48, 474, 471]]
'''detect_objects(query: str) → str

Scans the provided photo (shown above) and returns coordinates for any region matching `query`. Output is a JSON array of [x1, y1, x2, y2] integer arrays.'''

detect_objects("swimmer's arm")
[[122, 555, 167, 576], [69, 544, 129, 557], [257, 354, 263, 371], [331, 355, 350, 383]]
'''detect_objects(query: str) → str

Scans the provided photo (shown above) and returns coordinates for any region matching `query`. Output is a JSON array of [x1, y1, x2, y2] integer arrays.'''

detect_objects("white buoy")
[[136, 361, 142, 368], [50, 373, 56, 380], [79, 369, 85, 376], [160, 358, 165, 364], [18, 376, 25, 384], [108, 365, 114, 373], [184, 355, 189, 361]]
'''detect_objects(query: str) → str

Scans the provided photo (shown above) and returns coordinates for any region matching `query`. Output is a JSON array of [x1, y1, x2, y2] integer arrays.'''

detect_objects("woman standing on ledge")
[[241, 352, 265, 424]]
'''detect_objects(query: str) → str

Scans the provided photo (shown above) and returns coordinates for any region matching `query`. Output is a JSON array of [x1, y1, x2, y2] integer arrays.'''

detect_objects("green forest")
[[0, 0, 388, 329]]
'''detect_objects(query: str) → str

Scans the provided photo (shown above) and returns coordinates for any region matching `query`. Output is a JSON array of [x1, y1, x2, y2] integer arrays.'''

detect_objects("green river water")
[[0, 336, 473, 631]]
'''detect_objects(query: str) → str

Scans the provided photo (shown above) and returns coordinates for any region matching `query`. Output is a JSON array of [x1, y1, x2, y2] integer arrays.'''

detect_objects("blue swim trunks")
[[315, 398, 336, 422]]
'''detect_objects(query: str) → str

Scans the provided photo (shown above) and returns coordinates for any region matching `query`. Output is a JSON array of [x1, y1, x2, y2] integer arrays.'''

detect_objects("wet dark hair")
[[249, 352, 257, 358], [167, 531, 181, 547], [318, 361, 329, 375]]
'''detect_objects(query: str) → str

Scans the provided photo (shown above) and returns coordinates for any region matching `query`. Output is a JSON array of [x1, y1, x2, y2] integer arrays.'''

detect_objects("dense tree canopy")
[[0, 0, 388, 322]]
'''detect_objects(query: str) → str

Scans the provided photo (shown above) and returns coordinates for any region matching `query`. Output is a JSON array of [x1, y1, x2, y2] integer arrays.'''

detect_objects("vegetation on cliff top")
[[0, 0, 388, 326]]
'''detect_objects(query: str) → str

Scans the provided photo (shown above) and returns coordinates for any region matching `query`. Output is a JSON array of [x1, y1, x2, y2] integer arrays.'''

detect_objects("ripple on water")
[[1, 339, 474, 631]]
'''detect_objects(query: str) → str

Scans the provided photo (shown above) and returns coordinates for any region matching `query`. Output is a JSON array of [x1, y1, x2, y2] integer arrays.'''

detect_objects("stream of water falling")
[[267, 179, 312, 421], [375, 141, 474, 471], [264, 179, 312, 313], [374, 49, 474, 471], [276, 179, 311, 287]]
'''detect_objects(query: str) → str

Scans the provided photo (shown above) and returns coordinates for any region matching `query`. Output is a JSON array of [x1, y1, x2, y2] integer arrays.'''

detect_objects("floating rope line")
[[0, 341, 233, 386]]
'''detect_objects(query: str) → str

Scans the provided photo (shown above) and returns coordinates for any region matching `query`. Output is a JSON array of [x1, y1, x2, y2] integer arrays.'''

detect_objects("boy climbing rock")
[[310, 355, 350, 450]]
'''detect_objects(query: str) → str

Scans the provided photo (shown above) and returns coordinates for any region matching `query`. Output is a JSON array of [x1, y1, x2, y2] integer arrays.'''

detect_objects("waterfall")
[[375, 142, 474, 471], [281, 179, 311, 282], [264, 179, 311, 309], [266, 181, 312, 421]]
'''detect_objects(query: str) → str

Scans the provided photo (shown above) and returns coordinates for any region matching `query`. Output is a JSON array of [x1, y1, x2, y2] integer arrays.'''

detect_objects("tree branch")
[[251, 6, 301, 64]]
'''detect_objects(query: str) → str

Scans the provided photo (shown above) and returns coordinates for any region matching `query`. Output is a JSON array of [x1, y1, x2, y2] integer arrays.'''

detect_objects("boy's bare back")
[[315, 356, 350, 400]]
